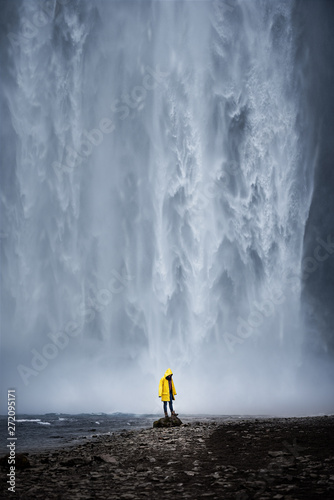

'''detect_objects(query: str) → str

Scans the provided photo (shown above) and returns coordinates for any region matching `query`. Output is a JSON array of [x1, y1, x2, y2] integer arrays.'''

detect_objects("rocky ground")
[[1, 415, 333, 499]]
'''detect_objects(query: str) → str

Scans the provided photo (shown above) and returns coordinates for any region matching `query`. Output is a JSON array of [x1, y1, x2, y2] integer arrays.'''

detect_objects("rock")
[[16, 453, 31, 469], [136, 463, 147, 472], [268, 451, 288, 457], [94, 454, 118, 464], [0, 453, 30, 469], [27, 486, 39, 495], [153, 416, 183, 428], [60, 456, 91, 466], [235, 491, 249, 500]]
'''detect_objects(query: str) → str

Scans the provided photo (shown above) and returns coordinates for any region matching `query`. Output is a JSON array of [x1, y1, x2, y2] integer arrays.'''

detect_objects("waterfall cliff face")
[[1, 0, 333, 414]]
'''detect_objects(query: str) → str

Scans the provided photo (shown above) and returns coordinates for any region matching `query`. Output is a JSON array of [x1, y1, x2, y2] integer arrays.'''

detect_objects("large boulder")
[[153, 416, 183, 428]]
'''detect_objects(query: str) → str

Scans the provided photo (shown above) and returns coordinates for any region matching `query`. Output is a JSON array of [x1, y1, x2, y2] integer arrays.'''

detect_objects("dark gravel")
[[1, 415, 333, 499]]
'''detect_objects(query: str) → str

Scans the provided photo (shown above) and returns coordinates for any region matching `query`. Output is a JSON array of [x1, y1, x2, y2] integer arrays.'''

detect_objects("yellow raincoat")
[[159, 368, 177, 402]]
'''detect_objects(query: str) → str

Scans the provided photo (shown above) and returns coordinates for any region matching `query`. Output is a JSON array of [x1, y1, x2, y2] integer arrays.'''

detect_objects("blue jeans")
[[163, 391, 174, 413]]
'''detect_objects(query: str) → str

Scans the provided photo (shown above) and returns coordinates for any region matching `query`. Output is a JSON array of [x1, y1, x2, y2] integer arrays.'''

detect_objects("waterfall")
[[1, 0, 333, 415]]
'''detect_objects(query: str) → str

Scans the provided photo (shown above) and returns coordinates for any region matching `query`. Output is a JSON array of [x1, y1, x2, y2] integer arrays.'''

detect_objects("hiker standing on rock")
[[159, 368, 178, 417]]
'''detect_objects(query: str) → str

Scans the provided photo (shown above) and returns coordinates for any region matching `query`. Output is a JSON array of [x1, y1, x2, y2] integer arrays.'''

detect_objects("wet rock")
[[153, 416, 183, 428], [235, 490, 249, 500], [17, 454, 31, 469], [268, 451, 288, 457], [60, 456, 91, 466], [94, 454, 118, 464], [136, 463, 148, 472]]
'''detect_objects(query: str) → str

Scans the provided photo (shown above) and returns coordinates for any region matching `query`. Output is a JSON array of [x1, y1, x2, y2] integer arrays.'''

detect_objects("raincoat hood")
[[164, 368, 173, 378]]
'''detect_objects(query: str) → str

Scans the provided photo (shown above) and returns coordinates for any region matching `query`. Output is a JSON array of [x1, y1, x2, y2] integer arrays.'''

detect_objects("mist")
[[0, 0, 333, 416]]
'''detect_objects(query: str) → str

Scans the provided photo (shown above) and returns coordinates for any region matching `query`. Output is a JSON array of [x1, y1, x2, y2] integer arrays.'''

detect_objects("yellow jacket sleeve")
[[158, 377, 163, 397]]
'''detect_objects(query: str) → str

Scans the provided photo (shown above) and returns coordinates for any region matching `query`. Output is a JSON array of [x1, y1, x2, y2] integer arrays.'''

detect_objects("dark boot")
[[171, 411, 178, 417]]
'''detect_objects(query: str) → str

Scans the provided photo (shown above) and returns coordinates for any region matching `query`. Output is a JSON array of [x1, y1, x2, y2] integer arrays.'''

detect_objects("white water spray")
[[1, 0, 332, 415]]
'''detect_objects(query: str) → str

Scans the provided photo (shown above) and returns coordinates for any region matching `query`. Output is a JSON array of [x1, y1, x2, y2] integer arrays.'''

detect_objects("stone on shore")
[[153, 416, 183, 428], [0, 453, 30, 469]]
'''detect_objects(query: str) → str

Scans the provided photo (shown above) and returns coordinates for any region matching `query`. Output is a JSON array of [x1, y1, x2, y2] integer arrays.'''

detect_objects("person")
[[159, 368, 178, 417]]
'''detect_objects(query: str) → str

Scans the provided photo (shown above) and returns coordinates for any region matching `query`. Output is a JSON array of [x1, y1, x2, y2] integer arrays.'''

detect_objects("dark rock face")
[[153, 416, 183, 428]]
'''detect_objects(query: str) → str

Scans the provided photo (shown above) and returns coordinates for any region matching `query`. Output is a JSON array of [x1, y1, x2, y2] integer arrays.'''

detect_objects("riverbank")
[[1, 415, 333, 499]]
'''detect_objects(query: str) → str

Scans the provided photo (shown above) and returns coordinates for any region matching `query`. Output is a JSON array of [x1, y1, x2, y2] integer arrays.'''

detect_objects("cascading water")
[[1, 0, 333, 415]]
